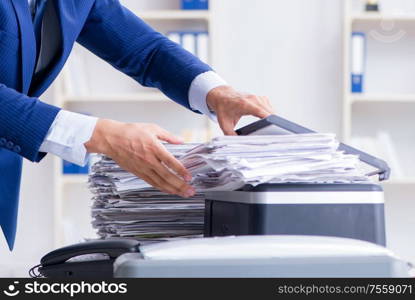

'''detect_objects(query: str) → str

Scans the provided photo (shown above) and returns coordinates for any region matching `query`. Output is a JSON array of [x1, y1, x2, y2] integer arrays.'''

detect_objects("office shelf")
[[382, 178, 415, 185], [137, 10, 210, 21], [63, 92, 170, 104], [351, 13, 415, 22], [342, 0, 415, 201], [350, 94, 415, 104]]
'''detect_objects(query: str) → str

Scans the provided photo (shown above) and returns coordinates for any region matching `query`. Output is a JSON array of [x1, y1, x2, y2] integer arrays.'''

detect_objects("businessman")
[[0, 0, 273, 249]]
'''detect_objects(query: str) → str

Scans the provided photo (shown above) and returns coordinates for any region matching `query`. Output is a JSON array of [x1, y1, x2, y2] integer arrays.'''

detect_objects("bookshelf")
[[343, 0, 415, 184], [352, 13, 415, 21], [351, 93, 415, 103], [343, 0, 415, 262], [138, 9, 210, 20], [52, 1, 215, 247], [384, 178, 415, 185]]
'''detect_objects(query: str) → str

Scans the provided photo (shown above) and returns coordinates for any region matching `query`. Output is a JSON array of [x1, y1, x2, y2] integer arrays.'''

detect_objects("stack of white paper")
[[89, 134, 370, 241], [89, 144, 205, 244], [180, 134, 370, 191]]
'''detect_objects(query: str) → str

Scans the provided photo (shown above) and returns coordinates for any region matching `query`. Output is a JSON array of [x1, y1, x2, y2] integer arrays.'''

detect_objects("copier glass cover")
[[114, 236, 412, 278], [204, 115, 390, 246]]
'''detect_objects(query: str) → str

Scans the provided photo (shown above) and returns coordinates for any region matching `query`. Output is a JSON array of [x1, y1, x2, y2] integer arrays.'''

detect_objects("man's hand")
[[85, 120, 195, 198], [207, 86, 274, 135]]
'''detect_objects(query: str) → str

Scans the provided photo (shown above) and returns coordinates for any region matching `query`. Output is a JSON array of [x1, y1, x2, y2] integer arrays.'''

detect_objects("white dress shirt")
[[39, 71, 227, 166]]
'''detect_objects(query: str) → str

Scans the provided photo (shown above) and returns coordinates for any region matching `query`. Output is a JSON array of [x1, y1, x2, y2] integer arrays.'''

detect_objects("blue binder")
[[351, 32, 366, 93], [63, 160, 89, 174], [182, 0, 209, 10]]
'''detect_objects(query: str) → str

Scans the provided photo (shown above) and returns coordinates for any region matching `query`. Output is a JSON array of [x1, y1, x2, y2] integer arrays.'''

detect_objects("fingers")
[[137, 164, 192, 197], [129, 158, 193, 197], [246, 96, 273, 119], [146, 143, 194, 197], [216, 94, 274, 136], [139, 173, 167, 193], [107, 122, 196, 197], [218, 117, 238, 136], [156, 142, 192, 181], [248, 104, 270, 119], [156, 127, 183, 144], [260, 96, 275, 114], [147, 164, 194, 198]]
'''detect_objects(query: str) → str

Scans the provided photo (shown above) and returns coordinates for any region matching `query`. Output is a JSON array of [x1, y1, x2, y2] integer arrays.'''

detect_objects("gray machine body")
[[114, 236, 412, 278], [114, 116, 394, 278], [204, 183, 386, 246], [202, 115, 390, 246]]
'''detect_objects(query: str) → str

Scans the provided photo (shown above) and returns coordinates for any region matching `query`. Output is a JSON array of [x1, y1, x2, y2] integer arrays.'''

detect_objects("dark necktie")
[[31, 0, 48, 63]]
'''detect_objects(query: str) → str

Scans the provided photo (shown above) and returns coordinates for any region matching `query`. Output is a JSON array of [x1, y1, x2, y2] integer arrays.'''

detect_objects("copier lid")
[[140, 236, 394, 261], [236, 115, 390, 181]]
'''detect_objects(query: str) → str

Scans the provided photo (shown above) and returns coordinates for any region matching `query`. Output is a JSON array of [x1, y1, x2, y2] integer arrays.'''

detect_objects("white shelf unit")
[[351, 93, 415, 103], [383, 178, 415, 185], [343, 0, 415, 185], [52, 3, 215, 247], [137, 9, 210, 20], [352, 13, 415, 21], [344, 1, 415, 264]]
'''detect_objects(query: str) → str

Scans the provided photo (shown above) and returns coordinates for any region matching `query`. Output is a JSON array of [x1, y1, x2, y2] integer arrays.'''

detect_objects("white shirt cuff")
[[39, 110, 98, 166], [188, 71, 227, 121]]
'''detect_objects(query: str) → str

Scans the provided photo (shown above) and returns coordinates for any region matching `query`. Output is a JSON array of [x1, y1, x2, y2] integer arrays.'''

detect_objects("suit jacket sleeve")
[[77, 0, 212, 111], [0, 83, 60, 162]]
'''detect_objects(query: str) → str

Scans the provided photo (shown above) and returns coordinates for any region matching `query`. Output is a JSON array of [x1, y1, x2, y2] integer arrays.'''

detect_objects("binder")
[[181, 32, 197, 56], [63, 160, 89, 174], [182, 0, 209, 10], [182, 0, 196, 10], [351, 32, 366, 93], [166, 32, 181, 45], [196, 0, 209, 10], [167, 31, 209, 63], [196, 32, 209, 63]]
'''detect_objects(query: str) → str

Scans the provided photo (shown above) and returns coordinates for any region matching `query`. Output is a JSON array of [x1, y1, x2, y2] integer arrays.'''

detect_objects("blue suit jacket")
[[0, 0, 211, 250]]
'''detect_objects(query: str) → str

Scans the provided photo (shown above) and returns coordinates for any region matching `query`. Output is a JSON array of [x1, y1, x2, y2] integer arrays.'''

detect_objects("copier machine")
[[204, 115, 389, 246], [112, 116, 411, 278], [39, 116, 412, 278]]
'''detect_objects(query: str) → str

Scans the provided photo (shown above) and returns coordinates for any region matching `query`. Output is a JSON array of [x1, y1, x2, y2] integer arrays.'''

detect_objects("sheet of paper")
[[180, 134, 370, 191]]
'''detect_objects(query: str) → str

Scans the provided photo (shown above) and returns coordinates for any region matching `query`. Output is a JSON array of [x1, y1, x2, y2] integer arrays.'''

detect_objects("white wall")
[[211, 0, 344, 134]]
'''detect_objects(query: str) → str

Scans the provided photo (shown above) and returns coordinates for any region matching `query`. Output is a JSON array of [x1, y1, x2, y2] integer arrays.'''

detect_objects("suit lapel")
[[11, 0, 37, 94]]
